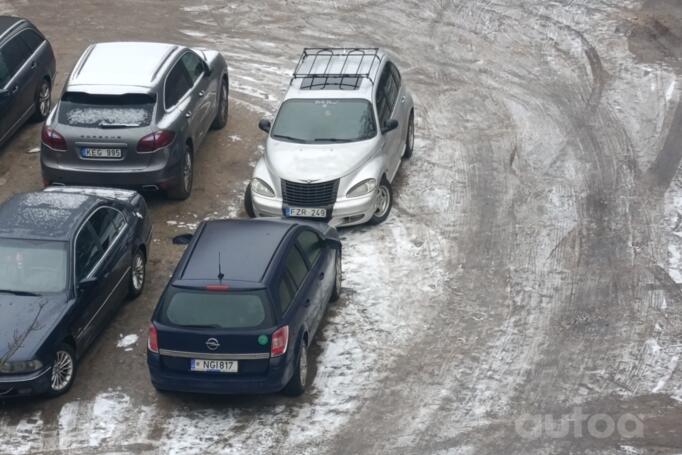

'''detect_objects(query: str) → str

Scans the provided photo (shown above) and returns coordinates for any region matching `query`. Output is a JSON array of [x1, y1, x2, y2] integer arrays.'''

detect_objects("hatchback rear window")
[[160, 289, 273, 329], [58, 92, 155, 128]]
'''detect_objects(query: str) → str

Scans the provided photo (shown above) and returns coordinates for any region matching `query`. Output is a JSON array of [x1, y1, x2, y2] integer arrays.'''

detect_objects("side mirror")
[[172, 233, 193, 245], [381, 119, 399, 134], [258, 118, 271, 133], [0, 89, 9, 100], [78, 276, 98, 292]]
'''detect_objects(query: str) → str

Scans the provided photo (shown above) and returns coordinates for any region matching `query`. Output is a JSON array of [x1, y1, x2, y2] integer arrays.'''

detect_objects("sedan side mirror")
[[78, 276, 98, 292], [0, 89, 9, 100], [172, 233, 193, 245], [381, 119, 399, 134], [258, 118, 271, 133]]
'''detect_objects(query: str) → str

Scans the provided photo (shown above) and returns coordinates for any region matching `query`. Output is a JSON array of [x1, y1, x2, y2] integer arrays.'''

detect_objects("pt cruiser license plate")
[[284, 207, 327, 218], [191, 359, 238, 373]]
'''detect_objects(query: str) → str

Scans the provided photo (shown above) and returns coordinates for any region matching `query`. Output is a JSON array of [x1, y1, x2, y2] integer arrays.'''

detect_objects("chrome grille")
[[282, 179, 339, 207]]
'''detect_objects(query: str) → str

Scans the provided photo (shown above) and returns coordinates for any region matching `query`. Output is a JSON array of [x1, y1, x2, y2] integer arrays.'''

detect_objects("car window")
[[278, 274, 295, 313], [88, 207, 126, 252], [388, 62, 401, 88], [75, 223, 104, 281], [58, 92, 156, 128], [285, 246, 308, 288], [0, 51, 10, 88], [180, 52, 205, 84], [164, 60, 192, 109], [376, 89, 390, 126], [0, 238, 68, 293], [382, 66, 398, 112], [19, 29, 44, 53], [297, 230, 323, 265], [1, 35, 31, 79]]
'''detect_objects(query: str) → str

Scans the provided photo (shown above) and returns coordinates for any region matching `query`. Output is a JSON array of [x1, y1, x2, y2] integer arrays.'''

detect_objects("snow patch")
[[116, 334, 138, 350]]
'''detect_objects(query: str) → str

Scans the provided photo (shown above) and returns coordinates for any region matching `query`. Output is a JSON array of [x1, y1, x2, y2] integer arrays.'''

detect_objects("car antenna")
[[218, 252, 225, 282]]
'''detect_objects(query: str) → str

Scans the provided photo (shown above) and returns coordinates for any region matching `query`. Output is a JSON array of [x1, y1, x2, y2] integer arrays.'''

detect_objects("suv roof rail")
[[291, 48, 384, 90]]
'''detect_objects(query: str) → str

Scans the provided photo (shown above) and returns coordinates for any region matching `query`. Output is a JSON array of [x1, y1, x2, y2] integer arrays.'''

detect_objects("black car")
[[0, 16, 56, 147], [0, 187, 151, 398], [148, 218, 341, 396]]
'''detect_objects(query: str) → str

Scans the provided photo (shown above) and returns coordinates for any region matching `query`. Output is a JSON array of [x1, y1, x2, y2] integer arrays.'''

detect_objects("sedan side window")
[[164, 61, 192, 109], [297, 230, 323, 265], [1, 35, 31, 83], [285, 246, 308, 288], [88, 208, 126, 252], [0, 51, 10, 88], [75, 223, 104, 281], [180, 52, 205, 85]]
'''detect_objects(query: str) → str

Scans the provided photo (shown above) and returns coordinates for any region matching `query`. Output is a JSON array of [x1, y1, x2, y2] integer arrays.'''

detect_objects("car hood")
[[266, 138, 377, 182], [0, 294, 68, 362]]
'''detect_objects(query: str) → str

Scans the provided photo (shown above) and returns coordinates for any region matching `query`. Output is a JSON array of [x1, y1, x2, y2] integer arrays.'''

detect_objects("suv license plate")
[[81, 147, 123, 159], [191, 359, 238, 373], [285, 207, 327, 218]]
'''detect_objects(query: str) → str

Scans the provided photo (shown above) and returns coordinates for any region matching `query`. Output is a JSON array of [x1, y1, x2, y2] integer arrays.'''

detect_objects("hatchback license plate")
[[80, 147, 123, 159], [191, 359, 238, 373], [285, 207, 327, 218]]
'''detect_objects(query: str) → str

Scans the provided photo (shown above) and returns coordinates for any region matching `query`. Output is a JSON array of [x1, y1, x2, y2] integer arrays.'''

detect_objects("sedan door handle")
[[185, 111, 192, 118], [401, 96, 406, 104], [30, 61, 37, 70], [304, 298, 311, 307], [319, 272, 325, 280], [10, 85, 19, 94], [198, 90, 205, 97]]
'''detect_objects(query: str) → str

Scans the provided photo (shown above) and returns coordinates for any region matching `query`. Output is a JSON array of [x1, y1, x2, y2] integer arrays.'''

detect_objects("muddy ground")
[[0, 0, 681, 454]]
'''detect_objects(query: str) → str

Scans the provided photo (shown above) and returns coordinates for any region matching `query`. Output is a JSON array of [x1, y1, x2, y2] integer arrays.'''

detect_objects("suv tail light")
[[271, 326, 289, 357], [137, 130, 175, 152], [148, 323, 159, 353], [41, 126, 67, 151]]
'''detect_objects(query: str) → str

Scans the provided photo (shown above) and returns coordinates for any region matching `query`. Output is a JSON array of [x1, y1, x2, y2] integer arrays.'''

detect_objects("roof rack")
[[291, 48, 383, 90]]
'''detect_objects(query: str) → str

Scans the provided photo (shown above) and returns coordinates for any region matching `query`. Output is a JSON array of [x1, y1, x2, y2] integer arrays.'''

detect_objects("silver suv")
[[245, 48, 414, 226], [41, 42, 229, 200]]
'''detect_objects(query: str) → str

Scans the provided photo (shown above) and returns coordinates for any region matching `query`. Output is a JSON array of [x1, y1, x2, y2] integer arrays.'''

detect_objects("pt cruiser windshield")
[[271, 99, 377, 144]]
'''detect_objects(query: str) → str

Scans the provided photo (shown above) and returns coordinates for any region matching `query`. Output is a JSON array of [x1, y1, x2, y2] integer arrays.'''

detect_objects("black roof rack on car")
[[291, 48, 383, 90]]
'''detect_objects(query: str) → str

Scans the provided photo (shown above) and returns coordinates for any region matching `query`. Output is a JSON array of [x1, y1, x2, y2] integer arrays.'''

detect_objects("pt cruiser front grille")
[[282, 179, 339, 207]]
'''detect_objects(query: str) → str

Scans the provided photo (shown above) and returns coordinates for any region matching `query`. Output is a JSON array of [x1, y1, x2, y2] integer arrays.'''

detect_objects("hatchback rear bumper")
[[147, 352, 294, 395]]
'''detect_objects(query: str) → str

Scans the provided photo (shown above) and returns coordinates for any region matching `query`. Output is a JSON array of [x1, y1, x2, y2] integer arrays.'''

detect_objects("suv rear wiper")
[[98, 122, 141, 129], [0, 289, 41, 297]]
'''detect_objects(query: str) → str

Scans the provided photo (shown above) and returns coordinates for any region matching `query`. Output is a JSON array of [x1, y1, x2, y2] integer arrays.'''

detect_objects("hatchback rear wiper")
[[0, 289, 41, 297], [98, 122, 141, 129]]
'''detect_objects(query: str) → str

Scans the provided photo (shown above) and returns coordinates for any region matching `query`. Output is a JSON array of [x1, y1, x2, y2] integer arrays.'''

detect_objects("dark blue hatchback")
[[147, 218, 341, 396]]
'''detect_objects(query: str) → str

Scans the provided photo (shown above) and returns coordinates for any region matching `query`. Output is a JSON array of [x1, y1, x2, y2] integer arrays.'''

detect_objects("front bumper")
[[147, 352, 295, 395], [0, 367, 52, 399], [252, 191, 377, 228]]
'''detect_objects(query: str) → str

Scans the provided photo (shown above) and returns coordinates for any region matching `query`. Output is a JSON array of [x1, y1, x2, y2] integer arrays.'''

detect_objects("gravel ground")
[[0, 1, 681, 454]]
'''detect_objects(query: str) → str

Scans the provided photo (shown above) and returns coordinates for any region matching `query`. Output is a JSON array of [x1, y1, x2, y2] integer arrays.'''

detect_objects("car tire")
[[244, 183, 256, 218], [167, 147, 193, 200], [211, 78, 229, 130], [30, 78, 51, 122], [283, 342, 308, 397], [402, 109, 414, 160], [331, 252, 341, 302], [127, 248, 146, 299], [46, 343, 77, 398], [369, 176, 392, 225]]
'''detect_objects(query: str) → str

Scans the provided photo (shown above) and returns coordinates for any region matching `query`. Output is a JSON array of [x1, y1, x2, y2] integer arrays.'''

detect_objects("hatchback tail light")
[[137, 130, 175, 152], [41, 126, 67, 151], [271, 326, 289, 357], [148, 323, 159, 353]]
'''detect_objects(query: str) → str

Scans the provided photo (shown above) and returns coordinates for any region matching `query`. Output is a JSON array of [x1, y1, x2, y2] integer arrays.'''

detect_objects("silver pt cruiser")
[[245, 48, 414, 227]]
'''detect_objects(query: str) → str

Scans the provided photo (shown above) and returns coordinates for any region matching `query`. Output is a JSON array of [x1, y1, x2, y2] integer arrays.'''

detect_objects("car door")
[[375, 64, 401, 181], [180, 51, 212, 147], [388, 62, 408, 150], [282, 243, 317, 336], [296, 229, 332, 334], [0, 34, 33, 143], [164, 59, 202, 148]]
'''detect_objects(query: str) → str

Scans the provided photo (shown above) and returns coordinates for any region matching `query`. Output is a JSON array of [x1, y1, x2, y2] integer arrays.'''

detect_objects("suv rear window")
[[160, 289, 273, 329], [58, 92, 155, 128]]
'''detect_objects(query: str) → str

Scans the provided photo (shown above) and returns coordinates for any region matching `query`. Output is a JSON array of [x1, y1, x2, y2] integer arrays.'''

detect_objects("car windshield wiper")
[[98, 122, 141, 129], [313, 138, 352, 143], [272, 134, 306, 143], [0, 289, 41, 297], [178, 324, 223, 329]]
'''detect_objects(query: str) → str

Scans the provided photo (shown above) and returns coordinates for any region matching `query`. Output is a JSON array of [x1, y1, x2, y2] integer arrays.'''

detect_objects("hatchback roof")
[[0, 192, 100, 241], [0, 16, 24, 37], [69, 42, 179, 89], [179, 219, 294, 285]]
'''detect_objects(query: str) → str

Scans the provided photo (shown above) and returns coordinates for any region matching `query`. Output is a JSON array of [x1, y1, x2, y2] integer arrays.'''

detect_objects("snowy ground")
[[0, 0, 681, 454]]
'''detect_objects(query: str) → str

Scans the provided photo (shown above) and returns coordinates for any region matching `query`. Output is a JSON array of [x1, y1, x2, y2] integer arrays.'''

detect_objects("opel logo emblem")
[[205, 338, 220, 351]]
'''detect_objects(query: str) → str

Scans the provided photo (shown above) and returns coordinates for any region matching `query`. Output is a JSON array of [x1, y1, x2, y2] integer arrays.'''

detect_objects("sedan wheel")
[[283, 342, 308, 397], [211, 79, 229, 130], [128, 249, 146, 299], [168, 148, 193, 200], [403, 110, 414, 159], [331, 253, 342, 302], [47, 344, 76, 397], [31, 79, 51, 122], [370, 177, 393, 225]]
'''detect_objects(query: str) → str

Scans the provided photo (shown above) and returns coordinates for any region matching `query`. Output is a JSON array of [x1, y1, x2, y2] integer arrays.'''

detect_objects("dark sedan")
[[148, 218, 341, 396], [0, 187, 151, 398], [0, 16, 56, 147]]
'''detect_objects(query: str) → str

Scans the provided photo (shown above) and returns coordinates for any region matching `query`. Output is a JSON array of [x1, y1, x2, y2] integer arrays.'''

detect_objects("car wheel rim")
[[220, 84, 228, 122], [132, 253, 145, 290], [375, 185, 390, 218], [299, 345, 308, 387], [51, 350, 73, 392], [408, 117, 414, 150], [183, 152, 192, 192], [39, 83, 51, 116]]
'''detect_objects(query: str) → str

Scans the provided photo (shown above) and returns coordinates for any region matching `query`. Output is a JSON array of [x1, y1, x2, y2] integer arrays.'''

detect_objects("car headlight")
[[346, 178, 377, 198], [251, 178, 275, 197], [0, 359, 43, 374]]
